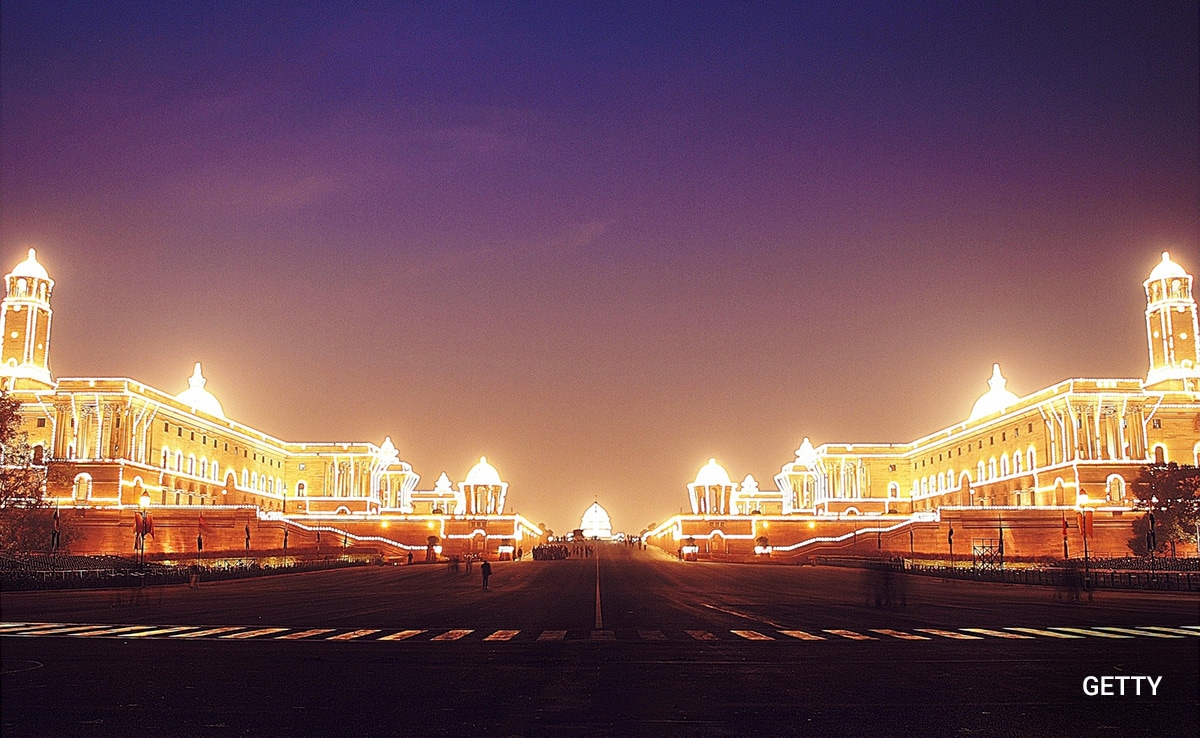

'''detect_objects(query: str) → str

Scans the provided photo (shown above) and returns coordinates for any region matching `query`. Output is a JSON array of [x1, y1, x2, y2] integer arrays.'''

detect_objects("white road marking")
[[823, 629, 875, 640], [537, 630, 567, 641], [961, 628, 1033, 639], [638, 630, 667, 641], [590, 630, 616, 641], [124, 626, 200, 638], [484, 630, 520, 641], [221, 628, 289, 639], [1005, 628, 1082, 639], [378, 629, 427, 641], [732, 630, 774, 641], [778, 630, 825, 641], [1050, 627, 1132, 639], [685, 630, 719, 641], [871, 629, 928, 640], [276, 629, 336, 640], [326, 629, 380, 641], [172, 627, 246, 638], [916, 629, 981, 640], [1140, 626, 1200, 637], [430, 629, 473, 641], [1095, 627, 1181, 639]]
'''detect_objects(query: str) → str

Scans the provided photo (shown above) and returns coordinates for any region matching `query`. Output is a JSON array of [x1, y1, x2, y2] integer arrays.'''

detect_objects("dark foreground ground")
[[3, 544, 1198, 737]]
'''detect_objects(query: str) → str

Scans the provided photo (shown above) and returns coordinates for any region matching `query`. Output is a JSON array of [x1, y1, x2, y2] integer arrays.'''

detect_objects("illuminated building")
[[651, 252, 1200, 557], [0, 249, 541, 557], [580, 502, 613, 539]]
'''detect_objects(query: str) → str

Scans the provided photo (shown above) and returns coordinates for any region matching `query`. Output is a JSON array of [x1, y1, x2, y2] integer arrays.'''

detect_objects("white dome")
[[1148, 251, 1187, 281], [694, 458, 732, 487], [433, 472, 454, 493], [968, 364, 1019, 422], [9, 248, 50, 281], [464, 456, 503, 486], [581, 502, 612, 539], [175, 363, 226, 419], [739, 474, 760, 494], [794, 437, 818, 467]]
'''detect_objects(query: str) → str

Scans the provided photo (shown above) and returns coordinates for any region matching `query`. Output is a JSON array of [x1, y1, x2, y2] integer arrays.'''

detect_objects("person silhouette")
[[480, 560, 492, 590]]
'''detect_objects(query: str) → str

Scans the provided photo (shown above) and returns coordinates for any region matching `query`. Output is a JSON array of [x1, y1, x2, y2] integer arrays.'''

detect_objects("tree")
[[0, 390, 59, 553], [1127, 463, 1200, 556]]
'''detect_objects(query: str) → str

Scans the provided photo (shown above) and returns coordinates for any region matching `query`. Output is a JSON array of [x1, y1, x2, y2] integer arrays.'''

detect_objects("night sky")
[[2, 2, 1197, 534]]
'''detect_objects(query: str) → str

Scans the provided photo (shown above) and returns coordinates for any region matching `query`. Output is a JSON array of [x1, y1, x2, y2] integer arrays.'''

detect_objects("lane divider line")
[[638, 630, 667, 641], [1140, 626, 1200, 637], [125, 626, 201, 638], [916, 629, 981, 640], [172, 627, 246, 638], [686, 630, 719, 641], [1095, 627, 1181, 639]]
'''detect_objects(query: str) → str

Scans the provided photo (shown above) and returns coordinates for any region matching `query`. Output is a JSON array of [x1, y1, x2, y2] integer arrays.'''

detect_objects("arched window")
[[1153, 446, 1166, 464], [1013, 452, 1022, 474], [251, 472, 258, 491], [1028, 447, 1036, 470], [988, 458, 997, 479], [162, 447, 170, 468], [1105, 475, 1126, 501], [188, 454, 196, 475], [241, 469, 248, 488], [1000, 456, 1009, 477], [946, 469, 954, 488], [977, 462, 985, 481], [174, 450, 183, 472], [297, 481, 307, 497]]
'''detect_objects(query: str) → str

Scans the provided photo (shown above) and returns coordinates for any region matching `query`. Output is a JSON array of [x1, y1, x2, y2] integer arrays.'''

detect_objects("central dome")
[[968, 364, 1019, 422], [175, 363, 226, 419], [694, 458, 732, 486], [465, 456, 503, 486]]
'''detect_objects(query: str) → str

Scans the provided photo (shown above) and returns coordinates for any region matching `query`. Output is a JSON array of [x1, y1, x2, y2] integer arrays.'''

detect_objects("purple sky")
[[2, 2, 1197, 533]]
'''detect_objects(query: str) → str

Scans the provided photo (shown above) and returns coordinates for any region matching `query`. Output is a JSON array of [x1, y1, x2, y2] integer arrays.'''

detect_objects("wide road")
[[3, 543, 1198, 736]]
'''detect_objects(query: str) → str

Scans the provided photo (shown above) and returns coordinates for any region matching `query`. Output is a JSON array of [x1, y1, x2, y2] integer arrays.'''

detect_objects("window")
[[164, 422, 169, 432], [36, 418, 45, 428], [177, 427, 182, 437], [190, 432, 195, 441], [888, 464, 896, 472], [1002, 432, 1006, 442], [1028, 423, 1033, 433], [1152, 418, 1162, 429]]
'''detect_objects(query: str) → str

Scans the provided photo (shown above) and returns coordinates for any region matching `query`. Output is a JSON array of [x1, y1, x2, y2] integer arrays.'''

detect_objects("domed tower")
[[458, 457, 508, 515], [0, 249, 55, 389], [688, 458, 736, 515], [1144, 252, 1199, 391]]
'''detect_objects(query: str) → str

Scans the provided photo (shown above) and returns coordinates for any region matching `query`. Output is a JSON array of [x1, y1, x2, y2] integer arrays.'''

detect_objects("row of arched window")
[[913, 447, 1038, 497], [161, 445, 284, 494]]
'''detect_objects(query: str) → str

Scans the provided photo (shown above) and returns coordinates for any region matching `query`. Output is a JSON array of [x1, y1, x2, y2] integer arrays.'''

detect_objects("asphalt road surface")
[[3, 543, 1198, 736]]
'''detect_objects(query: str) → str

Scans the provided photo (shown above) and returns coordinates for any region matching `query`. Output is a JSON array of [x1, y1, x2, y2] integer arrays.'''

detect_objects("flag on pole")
[[144, 512, 154, 539], [134, 511, 144, 537], [948, 524, 954, 544], [998, 516, 1004, 556]]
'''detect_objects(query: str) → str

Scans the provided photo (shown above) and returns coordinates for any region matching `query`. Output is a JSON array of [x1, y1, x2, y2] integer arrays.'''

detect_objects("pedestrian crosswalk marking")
[[872, 629, 929, 640], [78, 625, 167, 637], [430, 629, 472, 641], [222, 628, 289, 639], [1140, 626, 1200, 637], [1095, 627, 1181, 639], [124, 626, 199, 638], [484, 630, 520, 641], [916, 629, 981, 640], [326, 629, 380, 641], [824, 629, 875, 640], [18, 624, 111, 636], [379, 629, 427, 641], [961, 628, 1032, 639], [1050, 627, 1132, 639], [277, 629, 335, 640], [172, 626, 246, 638], [3, 621, 1196, 644], [779, 630, 825, 641], [1005, 627, 1081, 639], [732, 630, 774, 641]]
